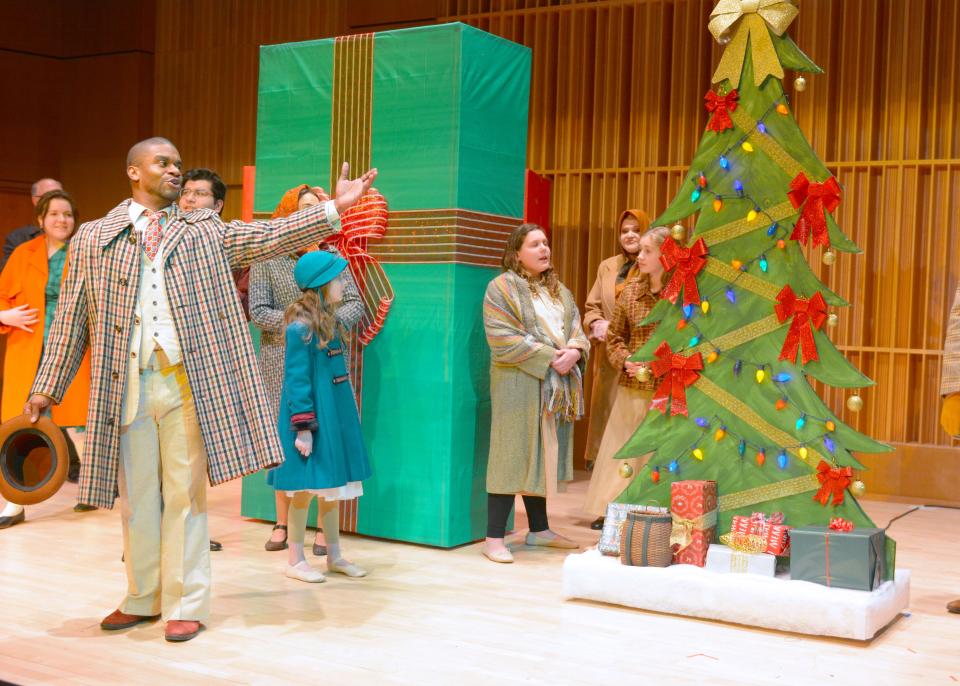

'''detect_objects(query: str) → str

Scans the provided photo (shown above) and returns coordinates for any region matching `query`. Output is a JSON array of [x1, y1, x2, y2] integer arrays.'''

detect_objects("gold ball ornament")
[[619, 462, 635, 479], [822, 249, 837, 266], [847, 394, 864, 412], [635, 365, 652, 384], [794, 75, 807, 92], [827, 313, 839, 328], [670, 223, 686, 242], [849, 480, 866, 497]]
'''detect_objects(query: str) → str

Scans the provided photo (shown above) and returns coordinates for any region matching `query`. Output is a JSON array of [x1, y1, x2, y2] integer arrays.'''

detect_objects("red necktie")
[[142, 209, 163, 261]]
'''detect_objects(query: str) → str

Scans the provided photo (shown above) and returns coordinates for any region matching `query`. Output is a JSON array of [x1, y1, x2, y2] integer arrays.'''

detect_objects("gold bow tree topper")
[[709, 0, 820, 88]]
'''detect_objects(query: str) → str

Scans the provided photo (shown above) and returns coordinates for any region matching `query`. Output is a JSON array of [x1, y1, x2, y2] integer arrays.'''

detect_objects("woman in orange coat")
[[0, 190, 91, 529]]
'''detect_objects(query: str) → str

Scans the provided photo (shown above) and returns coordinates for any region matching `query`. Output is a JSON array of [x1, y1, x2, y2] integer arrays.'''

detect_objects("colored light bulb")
[[775, 373, 792, 383], [668, 460, 679, 473], [756, 449, 766, 466], [742, 141, 754, 153], [683, 304, 694, 318], [775, 398, 788, 411], [692, 448, 704, 461], [734, 360, 743, 376], [714, 428, 726, 441], [796, 417, 806, 431], [701, 300, 710, 314], [756, 369, 766, 383], [824, 436, 836, 453], [677, 319, 688, 331], [695, 417, 709, 428], [720, 155, 730, 170], [731, 259, 743, 270], [826, 420, 836, 432], [698, 173, 707, 188], [689, 335, 700, 347], [777, 239, 786, 249], [733, 179, 744, 194], [738, 440, 746, 456], [798, 446, 809, 459], [706, 350, 719, 364], [691, 188, 702, 202], [777, 451, 788, 469], [713, 198, 724, 212], [725, 287, 736, 303], [776, 103, 789, 115], [651, 469, 660, 483], [760, 255, 769, 272], [767, 222, 778, 237], [757, 121, 767, 134]]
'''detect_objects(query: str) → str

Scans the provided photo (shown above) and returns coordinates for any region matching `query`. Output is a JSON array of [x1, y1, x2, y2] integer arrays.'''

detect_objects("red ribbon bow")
[[814, 460, 853, 507], [829, 517, 855, 532], [660, 237, 709, 306], [787, 173, 842, 248], [705, 89, 739, 133], [324, 189, 395, 344], [775, 285, 828, 365], [650, 341, 704, 417]]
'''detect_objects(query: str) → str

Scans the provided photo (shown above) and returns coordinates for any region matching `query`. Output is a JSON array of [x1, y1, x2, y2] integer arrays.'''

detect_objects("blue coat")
[[268, 321, 371, 491]]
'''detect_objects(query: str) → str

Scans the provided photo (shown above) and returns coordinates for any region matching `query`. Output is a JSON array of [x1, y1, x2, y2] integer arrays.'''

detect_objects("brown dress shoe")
[[948, 599, 960, 614], [165, 620, 202, 642], [100, 609, 161, 630]]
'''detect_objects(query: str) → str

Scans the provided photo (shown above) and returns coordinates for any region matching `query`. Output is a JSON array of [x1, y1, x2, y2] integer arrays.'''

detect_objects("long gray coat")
[[31, 199, 340, 508], [483, 271, 590, 496]]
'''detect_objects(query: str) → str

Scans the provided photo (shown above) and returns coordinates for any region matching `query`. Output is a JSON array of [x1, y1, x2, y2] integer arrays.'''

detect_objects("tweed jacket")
[[605, 276, 661, 391], [943, 280, 960, 396], [30, 199, 340, 508]]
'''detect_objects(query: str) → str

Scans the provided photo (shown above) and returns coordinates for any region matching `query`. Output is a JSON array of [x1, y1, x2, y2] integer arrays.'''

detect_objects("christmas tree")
[[615, 0, 893, 534]]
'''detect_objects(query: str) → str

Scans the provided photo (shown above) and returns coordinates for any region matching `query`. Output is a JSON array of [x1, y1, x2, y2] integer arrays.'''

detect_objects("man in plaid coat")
[[25, 137, 376, 641], [941, 279, 960, 615]]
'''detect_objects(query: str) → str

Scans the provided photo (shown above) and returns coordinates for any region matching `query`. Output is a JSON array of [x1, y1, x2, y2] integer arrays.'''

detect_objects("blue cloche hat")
[[294, 250, 348, 290]]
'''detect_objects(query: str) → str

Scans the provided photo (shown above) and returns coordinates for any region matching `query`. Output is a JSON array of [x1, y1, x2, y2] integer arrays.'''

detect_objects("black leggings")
[[487, 493, 549, 538]]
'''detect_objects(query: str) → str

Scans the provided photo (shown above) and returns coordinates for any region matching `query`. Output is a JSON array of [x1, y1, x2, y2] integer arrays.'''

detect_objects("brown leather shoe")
[[165, 620, 202, 642], [948, 599, 960, 614], [100, 609, 160, 630]]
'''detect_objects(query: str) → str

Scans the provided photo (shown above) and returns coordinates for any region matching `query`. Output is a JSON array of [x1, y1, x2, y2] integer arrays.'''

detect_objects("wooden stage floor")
[[0, 473, 956, 685]]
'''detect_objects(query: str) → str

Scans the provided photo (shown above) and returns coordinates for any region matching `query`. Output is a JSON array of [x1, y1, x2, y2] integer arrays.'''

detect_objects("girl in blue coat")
[[268, 251, 372, 583]]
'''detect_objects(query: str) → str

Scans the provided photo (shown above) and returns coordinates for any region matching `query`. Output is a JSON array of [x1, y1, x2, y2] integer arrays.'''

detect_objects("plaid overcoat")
[[31, 199, 339, 508], [943, 280, 960, 396]]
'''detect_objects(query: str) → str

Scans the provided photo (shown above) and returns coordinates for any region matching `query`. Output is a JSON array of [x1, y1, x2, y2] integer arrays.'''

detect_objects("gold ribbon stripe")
[[331, 34, 374, 190], [719, 474, 821, 512], [729, 106, 804, 178], [703, 257, 783, 302], [694, 374, 830, 468], [698, 200, 797, 247], [693, 313, 782, 357]]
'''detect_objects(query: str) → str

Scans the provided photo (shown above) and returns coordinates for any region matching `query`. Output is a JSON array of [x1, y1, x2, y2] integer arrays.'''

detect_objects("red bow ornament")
[[829, 517, 855, 532], [660, 237, 709, 306], [650, 341, 704, 417], [787, 173, 841, 248], [705, 89, 739, 133], [325, 189, 395, 344], [813, 460, 853, 507], [775, 285, 828, 365]]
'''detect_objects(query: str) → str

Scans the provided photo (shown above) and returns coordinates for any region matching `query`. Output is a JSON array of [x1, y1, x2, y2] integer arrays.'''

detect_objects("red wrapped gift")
[[730, 512, 792, 556], [669, 480, 718, 566]]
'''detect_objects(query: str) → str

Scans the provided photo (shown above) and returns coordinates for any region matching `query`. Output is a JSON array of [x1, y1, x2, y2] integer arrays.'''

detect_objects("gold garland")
[[729, 106, 805, 178], [698, 200, 797, 247], [703, 258, 783, 302], [695, 375, 830, 468], [693, 313, 783, 357], [718, 474, 821, 512]]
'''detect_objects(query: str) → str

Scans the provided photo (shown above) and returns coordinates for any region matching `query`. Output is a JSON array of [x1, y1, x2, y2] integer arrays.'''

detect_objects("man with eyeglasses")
[[1, 178, 63, 273]]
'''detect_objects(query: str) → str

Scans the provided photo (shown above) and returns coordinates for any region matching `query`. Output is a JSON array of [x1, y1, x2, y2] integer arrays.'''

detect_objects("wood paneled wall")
[[151, 0, 960, 500]]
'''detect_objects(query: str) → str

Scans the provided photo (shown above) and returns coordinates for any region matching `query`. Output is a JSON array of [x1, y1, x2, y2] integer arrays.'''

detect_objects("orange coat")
[[0, 234, 90, 424]]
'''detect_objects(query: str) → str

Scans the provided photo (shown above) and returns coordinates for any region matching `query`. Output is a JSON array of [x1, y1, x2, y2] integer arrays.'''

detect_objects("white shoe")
[[327, 558, 367, 577], [525, 531, 579, 549], [286, 561, 326, 583], [481, 545, 514, 564]]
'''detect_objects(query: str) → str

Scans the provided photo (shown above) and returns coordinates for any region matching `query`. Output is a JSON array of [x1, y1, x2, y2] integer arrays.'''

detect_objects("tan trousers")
[[582, 386, 653, 518], [118, 353, 211, 621]]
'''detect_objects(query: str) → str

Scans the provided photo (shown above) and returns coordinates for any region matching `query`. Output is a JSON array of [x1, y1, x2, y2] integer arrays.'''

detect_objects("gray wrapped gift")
[[790, 526, 890, 591]]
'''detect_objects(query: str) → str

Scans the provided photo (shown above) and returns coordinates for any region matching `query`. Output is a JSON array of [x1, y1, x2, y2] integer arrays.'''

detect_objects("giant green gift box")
[[240, 23, 531, 547]]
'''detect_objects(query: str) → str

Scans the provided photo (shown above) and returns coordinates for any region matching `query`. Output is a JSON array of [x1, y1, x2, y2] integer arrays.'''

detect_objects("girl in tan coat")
[[581, 209, 649, 528]]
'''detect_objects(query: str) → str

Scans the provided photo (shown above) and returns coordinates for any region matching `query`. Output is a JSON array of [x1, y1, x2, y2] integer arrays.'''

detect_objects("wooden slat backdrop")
[[154, 0, 960, 501]]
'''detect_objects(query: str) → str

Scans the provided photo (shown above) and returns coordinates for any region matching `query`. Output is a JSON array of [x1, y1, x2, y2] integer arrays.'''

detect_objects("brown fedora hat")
[[0, 414, 69, 506]]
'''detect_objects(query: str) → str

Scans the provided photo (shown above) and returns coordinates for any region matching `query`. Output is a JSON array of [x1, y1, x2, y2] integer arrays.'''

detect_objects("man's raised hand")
[[333, 162, 378, 214]]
